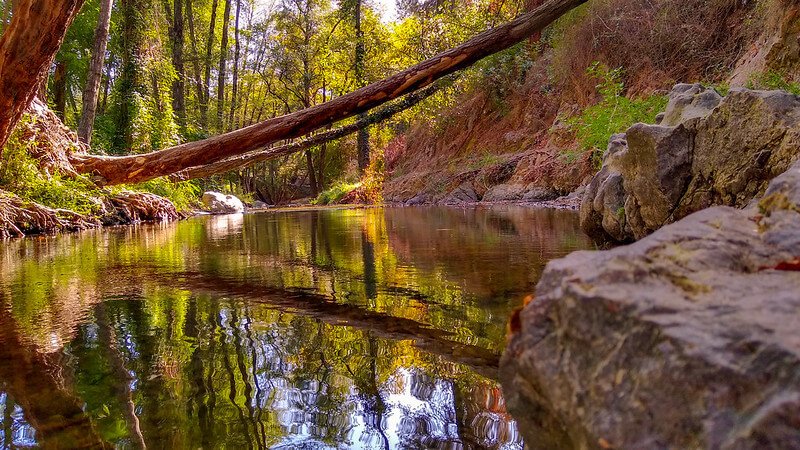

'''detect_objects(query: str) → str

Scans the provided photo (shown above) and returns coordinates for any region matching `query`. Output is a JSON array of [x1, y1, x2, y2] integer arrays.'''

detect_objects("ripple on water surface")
[[0, 206, 591, 449]]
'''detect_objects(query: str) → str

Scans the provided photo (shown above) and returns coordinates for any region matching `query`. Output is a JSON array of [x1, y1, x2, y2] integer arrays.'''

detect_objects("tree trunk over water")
[[0, 0, 85, 154], [78, 0, 113, 144], [170, 79, 447, 181], [69, 0, 587, 184]]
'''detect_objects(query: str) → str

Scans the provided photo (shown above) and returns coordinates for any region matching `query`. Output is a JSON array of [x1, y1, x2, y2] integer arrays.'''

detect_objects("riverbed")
[[0, 206, 591, 449]]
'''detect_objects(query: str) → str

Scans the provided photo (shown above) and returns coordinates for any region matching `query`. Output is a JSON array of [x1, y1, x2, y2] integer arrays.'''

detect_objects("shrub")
[[564, 62, 668, 166], [130, 177, 201, 211], [550, 0, 761, 101], [0, 117, 103, 215], [313, 182, 362, 205]]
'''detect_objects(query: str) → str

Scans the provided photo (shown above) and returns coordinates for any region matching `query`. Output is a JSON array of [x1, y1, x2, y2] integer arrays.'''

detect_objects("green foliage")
[[0, 117, 102, 215], [747, 70, 800, 95], [565, 62, 667, 166], [130, 177, 201, 211], [312, 182, 361, 205]]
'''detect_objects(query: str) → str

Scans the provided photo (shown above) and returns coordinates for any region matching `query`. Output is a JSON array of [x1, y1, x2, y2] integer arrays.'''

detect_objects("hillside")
[[383, 0, 800, 205]]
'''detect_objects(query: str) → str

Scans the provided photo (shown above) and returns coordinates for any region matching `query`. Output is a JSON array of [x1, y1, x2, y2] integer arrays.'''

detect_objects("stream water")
[[0, 206, 591, 449]]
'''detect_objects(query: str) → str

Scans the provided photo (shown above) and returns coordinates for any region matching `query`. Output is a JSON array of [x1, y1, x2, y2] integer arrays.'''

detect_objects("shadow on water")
[[0, 206, 591, 449]]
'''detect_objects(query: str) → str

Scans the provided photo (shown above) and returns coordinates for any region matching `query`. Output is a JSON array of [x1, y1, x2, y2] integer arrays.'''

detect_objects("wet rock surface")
[[501, 161, 800, 449], [582, 84, 800, 242], [202, 191, 245, 214]]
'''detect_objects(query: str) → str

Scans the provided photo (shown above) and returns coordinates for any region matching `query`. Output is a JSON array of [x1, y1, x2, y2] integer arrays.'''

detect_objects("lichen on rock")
[[581, 83, 800, 243], [502, 159, 800, 449]]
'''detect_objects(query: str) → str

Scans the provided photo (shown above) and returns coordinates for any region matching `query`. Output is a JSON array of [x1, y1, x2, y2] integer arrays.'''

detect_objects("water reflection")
[[0, 206, 591, 448]]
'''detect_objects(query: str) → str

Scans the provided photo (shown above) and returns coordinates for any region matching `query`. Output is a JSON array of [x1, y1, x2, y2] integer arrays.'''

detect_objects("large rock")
[[581, 84, 800, 242], [201, 191, 245, 214], [501, 160, 800, 449]]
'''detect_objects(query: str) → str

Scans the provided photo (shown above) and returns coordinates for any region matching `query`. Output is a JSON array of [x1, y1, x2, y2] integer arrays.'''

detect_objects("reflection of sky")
[[0, 392, 38, 448]]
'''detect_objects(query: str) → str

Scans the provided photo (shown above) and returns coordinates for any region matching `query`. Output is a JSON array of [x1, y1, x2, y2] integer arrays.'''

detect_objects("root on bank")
[[0, 189, 183, 239]]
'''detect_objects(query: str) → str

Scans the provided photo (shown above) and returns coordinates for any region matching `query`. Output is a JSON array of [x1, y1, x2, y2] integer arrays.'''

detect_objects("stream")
[[0, 206, 591, 449]]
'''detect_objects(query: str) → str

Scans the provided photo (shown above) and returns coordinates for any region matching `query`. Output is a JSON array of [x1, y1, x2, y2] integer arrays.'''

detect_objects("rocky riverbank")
[[500, 87, 800, 448]]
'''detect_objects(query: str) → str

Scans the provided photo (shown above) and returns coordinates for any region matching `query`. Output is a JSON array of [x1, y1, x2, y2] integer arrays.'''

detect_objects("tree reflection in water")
[[0, 206, 591, 448]]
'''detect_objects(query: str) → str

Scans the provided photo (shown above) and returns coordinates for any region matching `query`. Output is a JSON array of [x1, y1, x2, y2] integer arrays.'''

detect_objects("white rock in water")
[[201, 191, 245, 214]]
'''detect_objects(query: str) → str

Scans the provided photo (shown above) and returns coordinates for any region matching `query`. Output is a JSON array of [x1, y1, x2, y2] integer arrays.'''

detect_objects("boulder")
[[201, 191, 245, 214], [501, 160, 800, 449], [252, 200, 268, 209], [581, 84, 800, 242], [440, 182, 480, 205], [522, 186, 560, 202], [483, 183, 527, 202]]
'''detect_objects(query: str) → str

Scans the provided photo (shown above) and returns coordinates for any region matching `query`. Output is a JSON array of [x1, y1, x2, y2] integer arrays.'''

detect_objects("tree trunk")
[[171, 0, 186, 129], [0, 0, 85, 154], [113, 0, 148, 154], [354, 0, 370, 174], [185, 0, 205, 123], [305, 149, 318, 196], [202, 0, 218, 129], [227, 0, 240, 131], [170, 79, 447, 181], [78, 0, 113, 144], [52, 59, 68, 119], [217, 0, 231, 131], [68, 0, 587, 184]]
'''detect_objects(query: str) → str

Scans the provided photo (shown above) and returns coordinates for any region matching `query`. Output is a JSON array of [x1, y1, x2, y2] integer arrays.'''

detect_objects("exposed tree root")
[[0, 190, 99, 238], [104, 191, 183, 224], [0, 190, 183, 239]]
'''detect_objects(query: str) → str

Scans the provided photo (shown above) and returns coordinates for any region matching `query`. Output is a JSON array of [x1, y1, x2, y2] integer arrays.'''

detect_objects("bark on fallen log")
[[170, 78, 450, 181], [69, 0, 588, 185]]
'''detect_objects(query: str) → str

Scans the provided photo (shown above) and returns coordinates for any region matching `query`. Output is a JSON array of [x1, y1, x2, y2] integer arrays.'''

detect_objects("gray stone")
[[201, 191, 245, 214], [501, 160, 800, 450], [660, 83, 723, 126], [440, 182, 479, 205], [522, 186, 559, 202], [252, 200, 268, 209], [582, 85, 800, 242], [482, 183, 526, 202], [406, 193, 432, 205]]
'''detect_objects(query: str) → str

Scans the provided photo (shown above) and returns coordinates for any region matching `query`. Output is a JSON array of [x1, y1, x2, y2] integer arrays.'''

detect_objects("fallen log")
[[170, 77, 450, 181], [69, 0, 588, 185]]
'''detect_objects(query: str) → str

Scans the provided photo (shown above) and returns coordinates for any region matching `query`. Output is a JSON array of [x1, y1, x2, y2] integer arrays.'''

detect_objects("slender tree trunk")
[[171, 0, 186, 129], [78, 0, 113, 144], [68, 0, 588, 184], [202, 0, 218, 129], [227, 0, 240, 131], [0, 0, 85, 153], [354, 0, 370, 174], [100, 64, 112, 115], [185, 0, 204, 121], [217, 0, 231, 131], [52, 59, 68, 119]]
